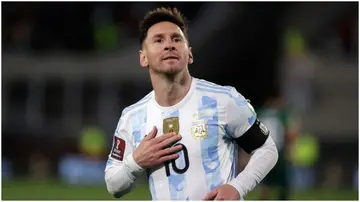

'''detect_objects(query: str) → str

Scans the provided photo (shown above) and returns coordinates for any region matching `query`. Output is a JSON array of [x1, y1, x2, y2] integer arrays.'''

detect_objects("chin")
[[161, 65, 184, 74]]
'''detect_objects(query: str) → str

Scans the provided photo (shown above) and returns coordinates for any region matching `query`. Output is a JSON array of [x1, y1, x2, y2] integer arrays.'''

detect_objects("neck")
[[150, 68, 192, 107]]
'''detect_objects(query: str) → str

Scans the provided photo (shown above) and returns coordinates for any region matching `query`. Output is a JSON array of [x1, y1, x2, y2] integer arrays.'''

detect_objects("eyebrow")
[[151, 32, 184, 39]]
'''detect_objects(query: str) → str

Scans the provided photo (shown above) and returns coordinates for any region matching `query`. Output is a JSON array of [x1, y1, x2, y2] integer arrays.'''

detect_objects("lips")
[[162, 55, 179, 60]]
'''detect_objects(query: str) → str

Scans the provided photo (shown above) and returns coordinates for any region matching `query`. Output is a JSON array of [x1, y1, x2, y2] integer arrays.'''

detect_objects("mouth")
[[163, 56, 179, 60]]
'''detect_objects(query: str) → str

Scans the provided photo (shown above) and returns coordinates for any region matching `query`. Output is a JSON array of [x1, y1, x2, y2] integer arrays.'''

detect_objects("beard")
[[150, 60, 186, 75]]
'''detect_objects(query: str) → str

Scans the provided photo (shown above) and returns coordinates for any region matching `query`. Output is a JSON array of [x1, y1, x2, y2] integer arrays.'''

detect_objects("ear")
[[139, 49, 148, 68], [188, 47, 194, 64]]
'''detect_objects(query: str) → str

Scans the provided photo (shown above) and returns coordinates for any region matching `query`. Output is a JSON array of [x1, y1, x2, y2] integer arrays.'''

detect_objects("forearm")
[[229, 136, 278, 197], [105, 153, 144, 198]]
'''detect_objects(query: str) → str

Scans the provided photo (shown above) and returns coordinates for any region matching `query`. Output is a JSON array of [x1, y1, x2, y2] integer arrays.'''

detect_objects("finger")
[[157, 144, 183, 157], [158, 134, 182, 148], [144, 126, 157, 140], [214, 195, 224, 201], [154, 132, 176, 143], [158, 153, 179, 163], [202, 189, 218, 200]]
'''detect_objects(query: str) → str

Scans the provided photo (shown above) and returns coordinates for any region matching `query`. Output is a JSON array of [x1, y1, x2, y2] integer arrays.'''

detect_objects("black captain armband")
[[234, 119, 270, 154]]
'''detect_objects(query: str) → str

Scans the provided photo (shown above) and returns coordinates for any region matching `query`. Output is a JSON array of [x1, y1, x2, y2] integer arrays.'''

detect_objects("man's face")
[[140, 21, 193, 74]]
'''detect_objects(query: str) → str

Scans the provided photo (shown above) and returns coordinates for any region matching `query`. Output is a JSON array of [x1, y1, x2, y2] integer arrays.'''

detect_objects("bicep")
[[106, 116, 134, 169], [225, 90, 270, 154]]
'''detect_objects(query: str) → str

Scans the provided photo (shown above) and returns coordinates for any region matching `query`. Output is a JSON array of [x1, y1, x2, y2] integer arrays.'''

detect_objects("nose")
[[164, 39, 176, 51], [164, 46, 176, 51]]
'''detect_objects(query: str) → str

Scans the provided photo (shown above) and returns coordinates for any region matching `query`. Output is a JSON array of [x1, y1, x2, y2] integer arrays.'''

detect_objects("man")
[[256, 94, 298, 200], [105, 7, 278, 200]]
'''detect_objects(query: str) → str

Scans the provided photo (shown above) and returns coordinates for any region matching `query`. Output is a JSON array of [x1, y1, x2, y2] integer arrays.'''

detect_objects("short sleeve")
[[225, 88, 257, 139]]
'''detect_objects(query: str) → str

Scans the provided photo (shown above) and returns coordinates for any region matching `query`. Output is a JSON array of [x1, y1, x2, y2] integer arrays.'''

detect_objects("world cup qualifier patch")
[[111, 136, 126, 161]]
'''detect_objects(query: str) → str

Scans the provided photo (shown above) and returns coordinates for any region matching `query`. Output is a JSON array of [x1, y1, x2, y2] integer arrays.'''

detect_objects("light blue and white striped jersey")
[[106, 77, 257, 200]]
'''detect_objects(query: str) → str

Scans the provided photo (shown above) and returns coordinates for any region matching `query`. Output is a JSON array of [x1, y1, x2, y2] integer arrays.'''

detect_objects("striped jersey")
[[106, 77, 257, 200]]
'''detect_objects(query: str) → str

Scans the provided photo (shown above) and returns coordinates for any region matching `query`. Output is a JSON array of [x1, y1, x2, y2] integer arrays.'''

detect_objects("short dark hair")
[[139, 7, 188, 45]]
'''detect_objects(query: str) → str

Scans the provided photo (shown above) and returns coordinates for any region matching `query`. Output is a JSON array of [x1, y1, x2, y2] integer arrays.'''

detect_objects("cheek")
[[148, 48, 162, 61], [181, 50, 190, 61], [145, 53, 159, 65]]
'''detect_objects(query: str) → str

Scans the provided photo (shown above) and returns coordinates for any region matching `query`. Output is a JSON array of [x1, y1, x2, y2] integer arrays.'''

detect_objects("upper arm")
[[106, 111, 134, 169], [225, 88, 270, 154]]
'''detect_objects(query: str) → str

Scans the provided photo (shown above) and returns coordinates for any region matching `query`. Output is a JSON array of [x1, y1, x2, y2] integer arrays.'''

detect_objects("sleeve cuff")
[[124, 153, 145, 174]]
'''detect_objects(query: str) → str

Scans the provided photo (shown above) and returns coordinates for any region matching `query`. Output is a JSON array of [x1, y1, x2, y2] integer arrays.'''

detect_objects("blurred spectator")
[[281, 28, 316, 115], [290, 133, 319, 190], [353, 167, 358, 189], [28, 152, 51, 180], [79, 126, 107, 159], [336, 14, 357, 57], [93, 4, 120, 51], [2, 3, 35, 51], [2, 158, 13, 181], [257, 93, 299, 200], [58, 125, 107, 185]]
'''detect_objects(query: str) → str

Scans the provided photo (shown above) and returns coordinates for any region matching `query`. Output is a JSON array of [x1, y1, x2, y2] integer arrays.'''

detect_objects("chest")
[[131, 99, 227, 155]]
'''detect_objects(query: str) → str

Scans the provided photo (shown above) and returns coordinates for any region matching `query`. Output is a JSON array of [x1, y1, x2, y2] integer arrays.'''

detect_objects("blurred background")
[[1, 1, 358, 200]]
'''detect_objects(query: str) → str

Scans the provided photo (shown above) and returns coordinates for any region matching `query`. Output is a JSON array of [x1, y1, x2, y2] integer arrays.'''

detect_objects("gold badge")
[[191, 119, 208, 140], [163, 117, 179, 134]]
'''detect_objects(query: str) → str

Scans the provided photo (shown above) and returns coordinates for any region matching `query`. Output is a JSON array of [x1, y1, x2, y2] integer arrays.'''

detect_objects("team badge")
[[163, 117, 179, 134], [191, 119, 208, 140]]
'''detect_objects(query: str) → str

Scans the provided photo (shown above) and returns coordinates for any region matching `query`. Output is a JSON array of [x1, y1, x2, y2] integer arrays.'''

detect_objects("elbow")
[[274, 146, 279, 165], [105, 177, 121, 198], [270, 140, 279, 168], [105, 171, 133, 198], [107, 187, 131, 199], [106, 183, 123, 198]]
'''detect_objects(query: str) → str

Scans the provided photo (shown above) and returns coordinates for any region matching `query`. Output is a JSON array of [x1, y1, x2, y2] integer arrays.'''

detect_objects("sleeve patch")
[[111, 136, 126, 161]]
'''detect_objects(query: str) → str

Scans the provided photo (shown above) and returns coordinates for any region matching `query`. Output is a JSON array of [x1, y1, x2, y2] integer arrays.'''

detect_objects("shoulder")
[[194, 78, 233, 98], [121, 91, 154, 120], [194, 78, 248, 105]]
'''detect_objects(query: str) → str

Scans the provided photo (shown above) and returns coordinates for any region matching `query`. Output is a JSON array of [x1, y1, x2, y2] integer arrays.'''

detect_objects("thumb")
[[203, 189, 218, 200], [144, 126, 157, 140]]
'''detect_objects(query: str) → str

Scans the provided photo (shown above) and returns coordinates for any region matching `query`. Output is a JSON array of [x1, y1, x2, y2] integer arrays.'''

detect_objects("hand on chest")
[[136, 110, 224, 155]]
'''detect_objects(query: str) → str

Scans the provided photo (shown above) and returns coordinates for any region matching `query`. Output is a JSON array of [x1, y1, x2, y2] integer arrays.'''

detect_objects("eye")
[[155, 38, 162, 43], [174, 38, 182, 42]]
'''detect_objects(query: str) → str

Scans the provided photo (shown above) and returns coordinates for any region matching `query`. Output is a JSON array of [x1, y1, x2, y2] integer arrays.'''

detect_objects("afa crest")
[[191, 119, 208, 140]]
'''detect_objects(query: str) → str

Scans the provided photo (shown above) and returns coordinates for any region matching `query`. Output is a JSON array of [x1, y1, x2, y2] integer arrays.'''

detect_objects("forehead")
[[147, 21, 184, 38]]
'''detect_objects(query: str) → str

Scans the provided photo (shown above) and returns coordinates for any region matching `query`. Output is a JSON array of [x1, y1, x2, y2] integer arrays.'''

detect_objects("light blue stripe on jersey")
[[196, 82, 249, 108], [123, 93, 152, 115], [149, 175, 157, 200], [223, 126, 236, 178], [248, 115, 256, 125], [232, 95, 256, 125], [231, 145, 238, 179], [233, 94, 250, 107], [229, 144, 235, 178], [106, 159, 113, 166], [197, 80, 232, 92], [199, 96, 222, 191], [196, 87, 233, 97], [131, 108, 147, 147], [162, 110, 187, 200]]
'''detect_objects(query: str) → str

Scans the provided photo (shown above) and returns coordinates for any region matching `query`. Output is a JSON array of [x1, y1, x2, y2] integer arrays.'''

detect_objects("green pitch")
[[2, 179, 358, 200]]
